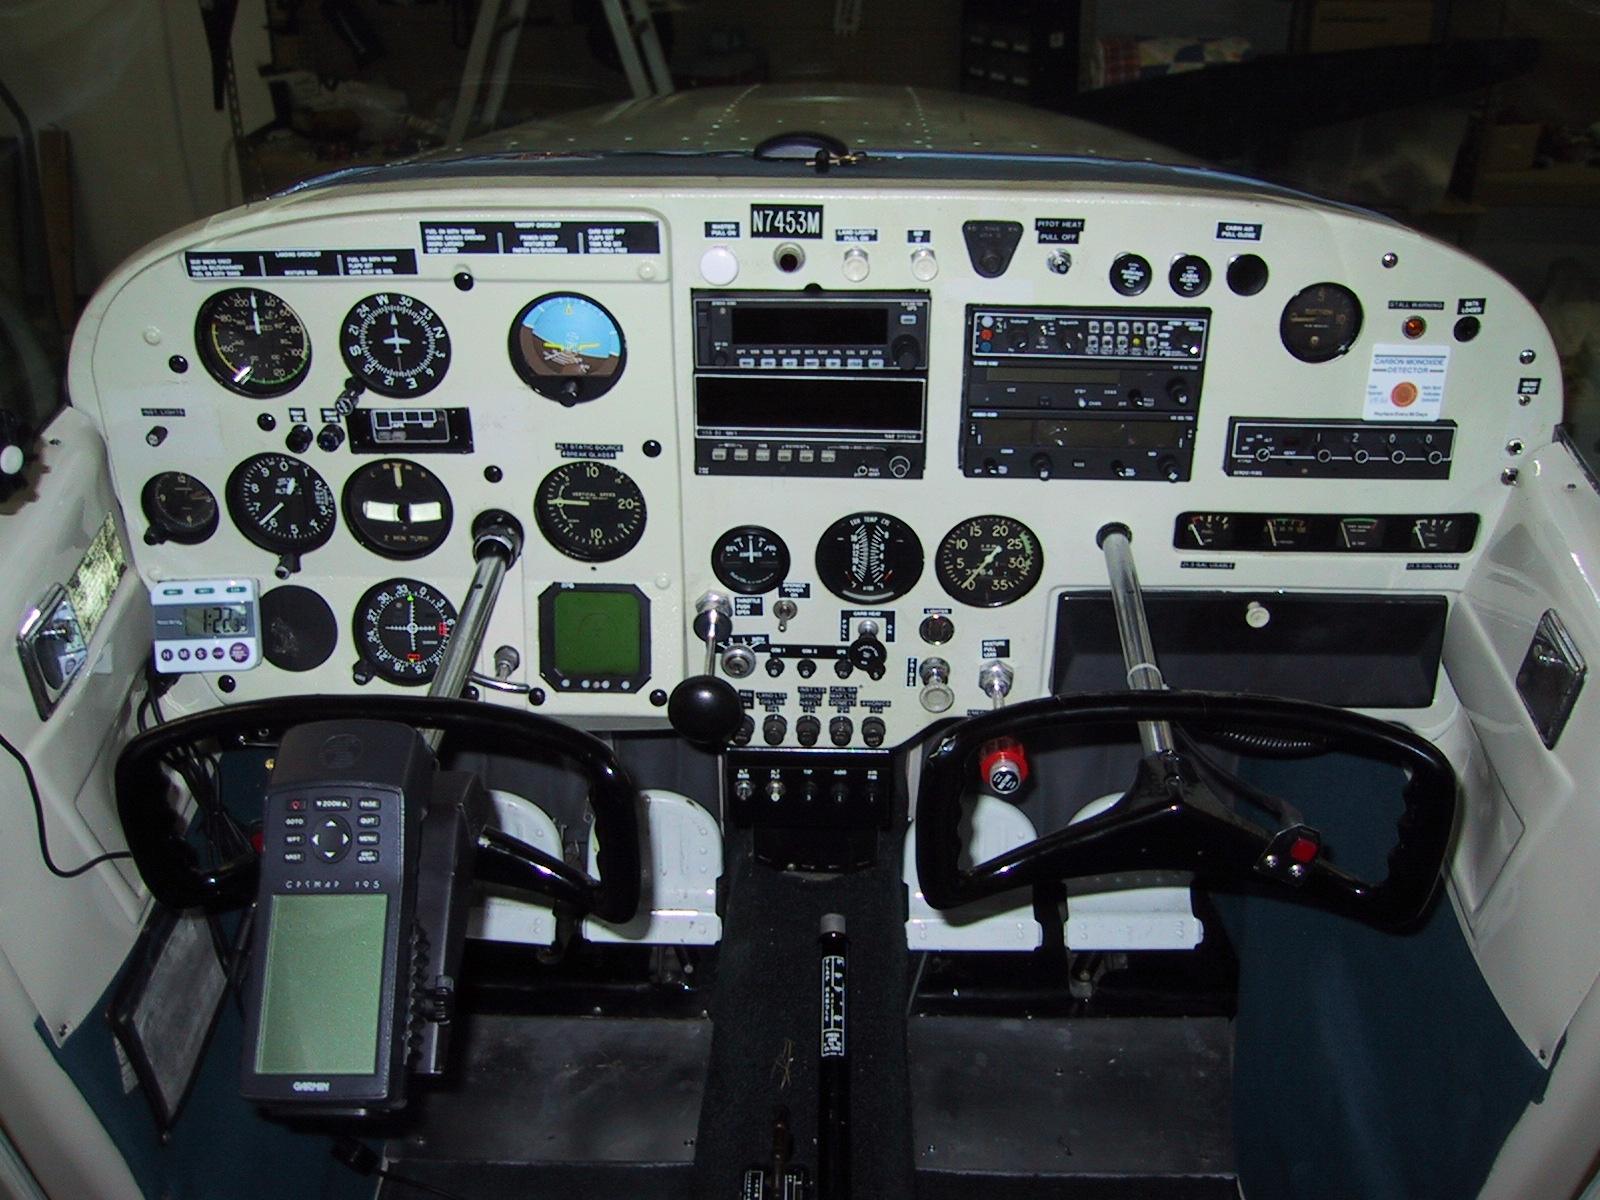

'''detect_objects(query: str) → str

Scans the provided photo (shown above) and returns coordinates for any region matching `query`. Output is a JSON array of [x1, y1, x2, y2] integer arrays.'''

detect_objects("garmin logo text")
[[293, 1080, 331, 1092], [750, 205, 823, 238]]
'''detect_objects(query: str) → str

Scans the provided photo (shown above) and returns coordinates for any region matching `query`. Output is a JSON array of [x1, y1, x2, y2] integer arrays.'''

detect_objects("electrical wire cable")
[[0, 727, 133, 878]]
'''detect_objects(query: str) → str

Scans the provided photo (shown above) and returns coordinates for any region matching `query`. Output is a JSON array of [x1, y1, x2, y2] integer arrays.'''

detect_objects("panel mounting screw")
[[1502, 467, 1520, 486], [1518, 394, 1533, 406], [1520, 349, 1537, 364], [1506, 439, 1524, 455], [1381, 252, 1398, 268]]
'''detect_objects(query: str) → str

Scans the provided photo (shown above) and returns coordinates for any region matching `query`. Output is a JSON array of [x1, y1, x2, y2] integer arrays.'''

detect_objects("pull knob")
[[918, 657, 954, 713], [978, 659, 1014, 708]]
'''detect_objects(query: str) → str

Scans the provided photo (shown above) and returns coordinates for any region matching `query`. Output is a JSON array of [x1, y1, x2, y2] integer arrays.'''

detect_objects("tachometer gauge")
[[935, 515, 1042, 607], [816, 512, 923, 603], [140, 471, 218, 545], [195, 288, 311, 397], [1280, 283, 1363, 364], [712, 525, 790, 594], [509, 293, 626, 403], [342, 459, 453, 559], [353, 578, 457, 686], [534, 461, 646, 561], [340, 293, 450, 397], [226, 453, 336, 575]]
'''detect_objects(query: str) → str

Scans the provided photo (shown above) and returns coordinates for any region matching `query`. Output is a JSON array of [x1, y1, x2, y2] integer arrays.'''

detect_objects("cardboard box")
[[1308, 1, 1436, 52]]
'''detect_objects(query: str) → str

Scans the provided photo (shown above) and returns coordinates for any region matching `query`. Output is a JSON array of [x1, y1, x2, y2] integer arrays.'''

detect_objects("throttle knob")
[[667, 676, 745, 749]]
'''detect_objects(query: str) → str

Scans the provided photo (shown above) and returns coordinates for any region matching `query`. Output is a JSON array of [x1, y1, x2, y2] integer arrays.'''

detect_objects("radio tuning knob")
[[892, 335, 921, 371], [1167, 377, 1192, 406], [1160, 457, 1182, 483], [1031, 453, 1054, 480]]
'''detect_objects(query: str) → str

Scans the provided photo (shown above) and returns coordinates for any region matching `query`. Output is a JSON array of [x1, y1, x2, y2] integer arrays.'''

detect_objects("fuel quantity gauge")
[[712, 526, 790, 594]]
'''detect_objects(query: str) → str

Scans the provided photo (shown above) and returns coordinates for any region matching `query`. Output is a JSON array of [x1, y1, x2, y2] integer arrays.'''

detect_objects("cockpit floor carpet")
[[689, 824, 918, 1198]]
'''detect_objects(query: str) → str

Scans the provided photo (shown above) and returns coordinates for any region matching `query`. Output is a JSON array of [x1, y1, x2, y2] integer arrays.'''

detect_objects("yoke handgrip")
[[115, 694, 643, 922], [916, 690, 1458, 931]]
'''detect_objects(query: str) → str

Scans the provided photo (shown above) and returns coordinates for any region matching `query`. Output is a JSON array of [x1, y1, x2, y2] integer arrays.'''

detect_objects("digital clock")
[[150, 578, 260, 673]]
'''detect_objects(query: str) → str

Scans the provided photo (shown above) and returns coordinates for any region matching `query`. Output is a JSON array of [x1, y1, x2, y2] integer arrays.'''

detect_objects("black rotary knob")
[[285, 423, 314, 454], [892, 335, 922, 370]]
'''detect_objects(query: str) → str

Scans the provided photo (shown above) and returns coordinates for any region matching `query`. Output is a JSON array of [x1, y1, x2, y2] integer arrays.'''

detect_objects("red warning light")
[[1401, 315, 1427, 339]]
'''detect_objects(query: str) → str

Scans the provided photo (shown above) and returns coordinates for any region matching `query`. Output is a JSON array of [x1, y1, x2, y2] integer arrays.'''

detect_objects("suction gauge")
[[534, 461, 646, 561], [340, 293, 450, 397], [712, 526, 790, 594], [342, 459, 453, 559], [353, 578, 457, 686], [141, 471, 218, 545], [1281, 283, 1363, 363], [816, 512, 923, 604], [509, 293, 625, 403], [935, 515, 1042, 607], [195, 288, 311, 397]]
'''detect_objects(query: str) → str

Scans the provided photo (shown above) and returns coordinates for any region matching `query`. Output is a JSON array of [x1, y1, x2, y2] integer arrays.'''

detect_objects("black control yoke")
[[915, 526, 1459, 932], [115, 694, 644, 922]]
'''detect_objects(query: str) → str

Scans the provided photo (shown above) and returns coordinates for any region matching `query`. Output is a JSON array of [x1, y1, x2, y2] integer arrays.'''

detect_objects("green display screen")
[[551, 588, 643, 677], [254, 893, 388, 1076]]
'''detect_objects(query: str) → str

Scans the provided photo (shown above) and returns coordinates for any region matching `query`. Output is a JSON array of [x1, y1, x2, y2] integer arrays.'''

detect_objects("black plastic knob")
[[848, 635, 887, 676], [285, 424, 314, 454], [796, 715, 821, 747], [1031, 453, 1054, 480], [829, 716, 854, 747], [316, 423, 345, 452], [762, 714, 787, 746], [892, 334, 921, 370], [667, 675, 745, 749], [1166, 378, 1192, 406]]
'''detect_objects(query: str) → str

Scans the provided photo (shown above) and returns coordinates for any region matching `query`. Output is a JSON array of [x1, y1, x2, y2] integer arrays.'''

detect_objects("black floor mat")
[[689, 825, 916, 1198]]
